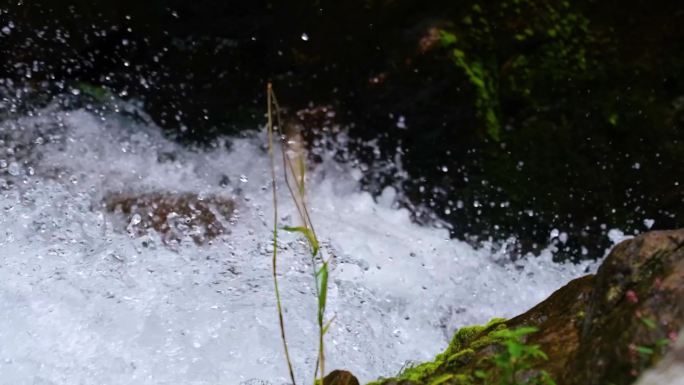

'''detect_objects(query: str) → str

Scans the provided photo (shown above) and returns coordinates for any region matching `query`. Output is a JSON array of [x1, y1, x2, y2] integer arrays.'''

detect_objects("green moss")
[[438, 0, 596, 144], [441, 32, 501, 142], [367, 319, 558, 385], [75, 82, 112, 103], [446, 318, 507, 355], [446, 349, 475, 367], [429, 373, 455, 385], [370, 318, 508, 385], [397, 360, 443, 383]]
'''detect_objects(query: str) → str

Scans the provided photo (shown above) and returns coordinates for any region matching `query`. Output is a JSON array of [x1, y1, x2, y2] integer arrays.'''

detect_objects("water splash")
[[0, 105, 595, 384]]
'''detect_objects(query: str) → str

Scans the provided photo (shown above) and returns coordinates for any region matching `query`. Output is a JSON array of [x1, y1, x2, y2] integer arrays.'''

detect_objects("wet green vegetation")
[[369, 320, 555, 385]]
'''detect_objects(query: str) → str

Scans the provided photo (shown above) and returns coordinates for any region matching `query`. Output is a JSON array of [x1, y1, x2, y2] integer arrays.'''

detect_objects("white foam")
[[0, 106, 595, 384]]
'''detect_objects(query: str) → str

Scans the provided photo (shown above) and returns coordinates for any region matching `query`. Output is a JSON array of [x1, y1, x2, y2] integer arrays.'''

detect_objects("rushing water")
[[0, 103, 594, 384]]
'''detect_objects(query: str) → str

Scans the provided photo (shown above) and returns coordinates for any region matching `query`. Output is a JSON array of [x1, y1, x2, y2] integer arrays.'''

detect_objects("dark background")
[[1, 0, 682, 260]]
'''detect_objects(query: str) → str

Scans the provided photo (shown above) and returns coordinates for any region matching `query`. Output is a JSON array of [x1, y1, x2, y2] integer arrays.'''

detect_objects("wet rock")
[[370, 229, 684, 385], [322, 370, 360, 385], [102, 192, 235, 246], [566, 230, 684, 384]]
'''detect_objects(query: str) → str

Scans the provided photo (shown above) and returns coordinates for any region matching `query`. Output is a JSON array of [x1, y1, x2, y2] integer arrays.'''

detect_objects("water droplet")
[[130, 214, 142, 226], [643, 218, 654, 229], [7, 162, 21, 176], [549, 228, 560, 239], [396, 116, 406, 129], [301, 33, 309, 41]]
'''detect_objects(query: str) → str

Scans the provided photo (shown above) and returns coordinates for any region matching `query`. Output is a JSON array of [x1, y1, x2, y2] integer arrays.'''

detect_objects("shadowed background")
[[1, 0, 682, 259]]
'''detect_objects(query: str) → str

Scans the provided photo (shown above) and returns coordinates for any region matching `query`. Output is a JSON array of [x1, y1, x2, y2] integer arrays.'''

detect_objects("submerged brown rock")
[[103, 192, 236, 246], [367, 229, 684, 385]]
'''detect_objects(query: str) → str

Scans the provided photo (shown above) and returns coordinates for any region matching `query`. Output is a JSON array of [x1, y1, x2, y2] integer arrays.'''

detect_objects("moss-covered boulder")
[[366, 229, 684, 385]]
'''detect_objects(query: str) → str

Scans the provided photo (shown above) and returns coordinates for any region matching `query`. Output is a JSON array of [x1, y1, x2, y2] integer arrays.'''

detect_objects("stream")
[[0, 102, 595, 384]]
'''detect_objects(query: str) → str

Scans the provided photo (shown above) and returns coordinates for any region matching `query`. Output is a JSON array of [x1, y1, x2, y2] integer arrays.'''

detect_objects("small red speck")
[[668, 331, 678, 342], [626, 290, 639, 304], [653, 277, 662, 289]]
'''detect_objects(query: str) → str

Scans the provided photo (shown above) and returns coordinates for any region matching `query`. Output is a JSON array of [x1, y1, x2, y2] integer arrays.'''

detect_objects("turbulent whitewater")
[[0, 104, 593, 384]]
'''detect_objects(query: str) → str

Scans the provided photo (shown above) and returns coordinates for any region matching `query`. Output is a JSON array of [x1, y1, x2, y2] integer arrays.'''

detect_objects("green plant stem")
[[267, 82, 297, 385], [268, 86, 327, 384]]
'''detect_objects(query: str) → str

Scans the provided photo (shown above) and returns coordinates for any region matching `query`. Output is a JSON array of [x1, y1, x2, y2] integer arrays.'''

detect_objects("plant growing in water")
[[266, 83, 333, 385]]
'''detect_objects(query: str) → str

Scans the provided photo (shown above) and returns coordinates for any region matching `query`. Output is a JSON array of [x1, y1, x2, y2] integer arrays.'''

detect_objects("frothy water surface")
[[0, 106, 593, 384]]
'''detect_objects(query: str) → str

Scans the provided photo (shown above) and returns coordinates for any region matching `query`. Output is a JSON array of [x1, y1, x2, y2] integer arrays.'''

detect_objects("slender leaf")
[[635, 345, 654, 356], [267, 83, 297, 385], [640, 317, 657, 330], [283, 226, 320, 256], [322, 315, 337, 335], [317, 261, 329, 318]]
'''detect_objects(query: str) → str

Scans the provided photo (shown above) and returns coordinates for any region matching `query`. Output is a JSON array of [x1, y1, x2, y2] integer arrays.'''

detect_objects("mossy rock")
[[366, 229, 684, 385]]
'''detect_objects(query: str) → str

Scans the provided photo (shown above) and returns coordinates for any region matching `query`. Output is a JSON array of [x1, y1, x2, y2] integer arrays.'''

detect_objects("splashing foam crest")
[[0, 106, 594, 384]]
